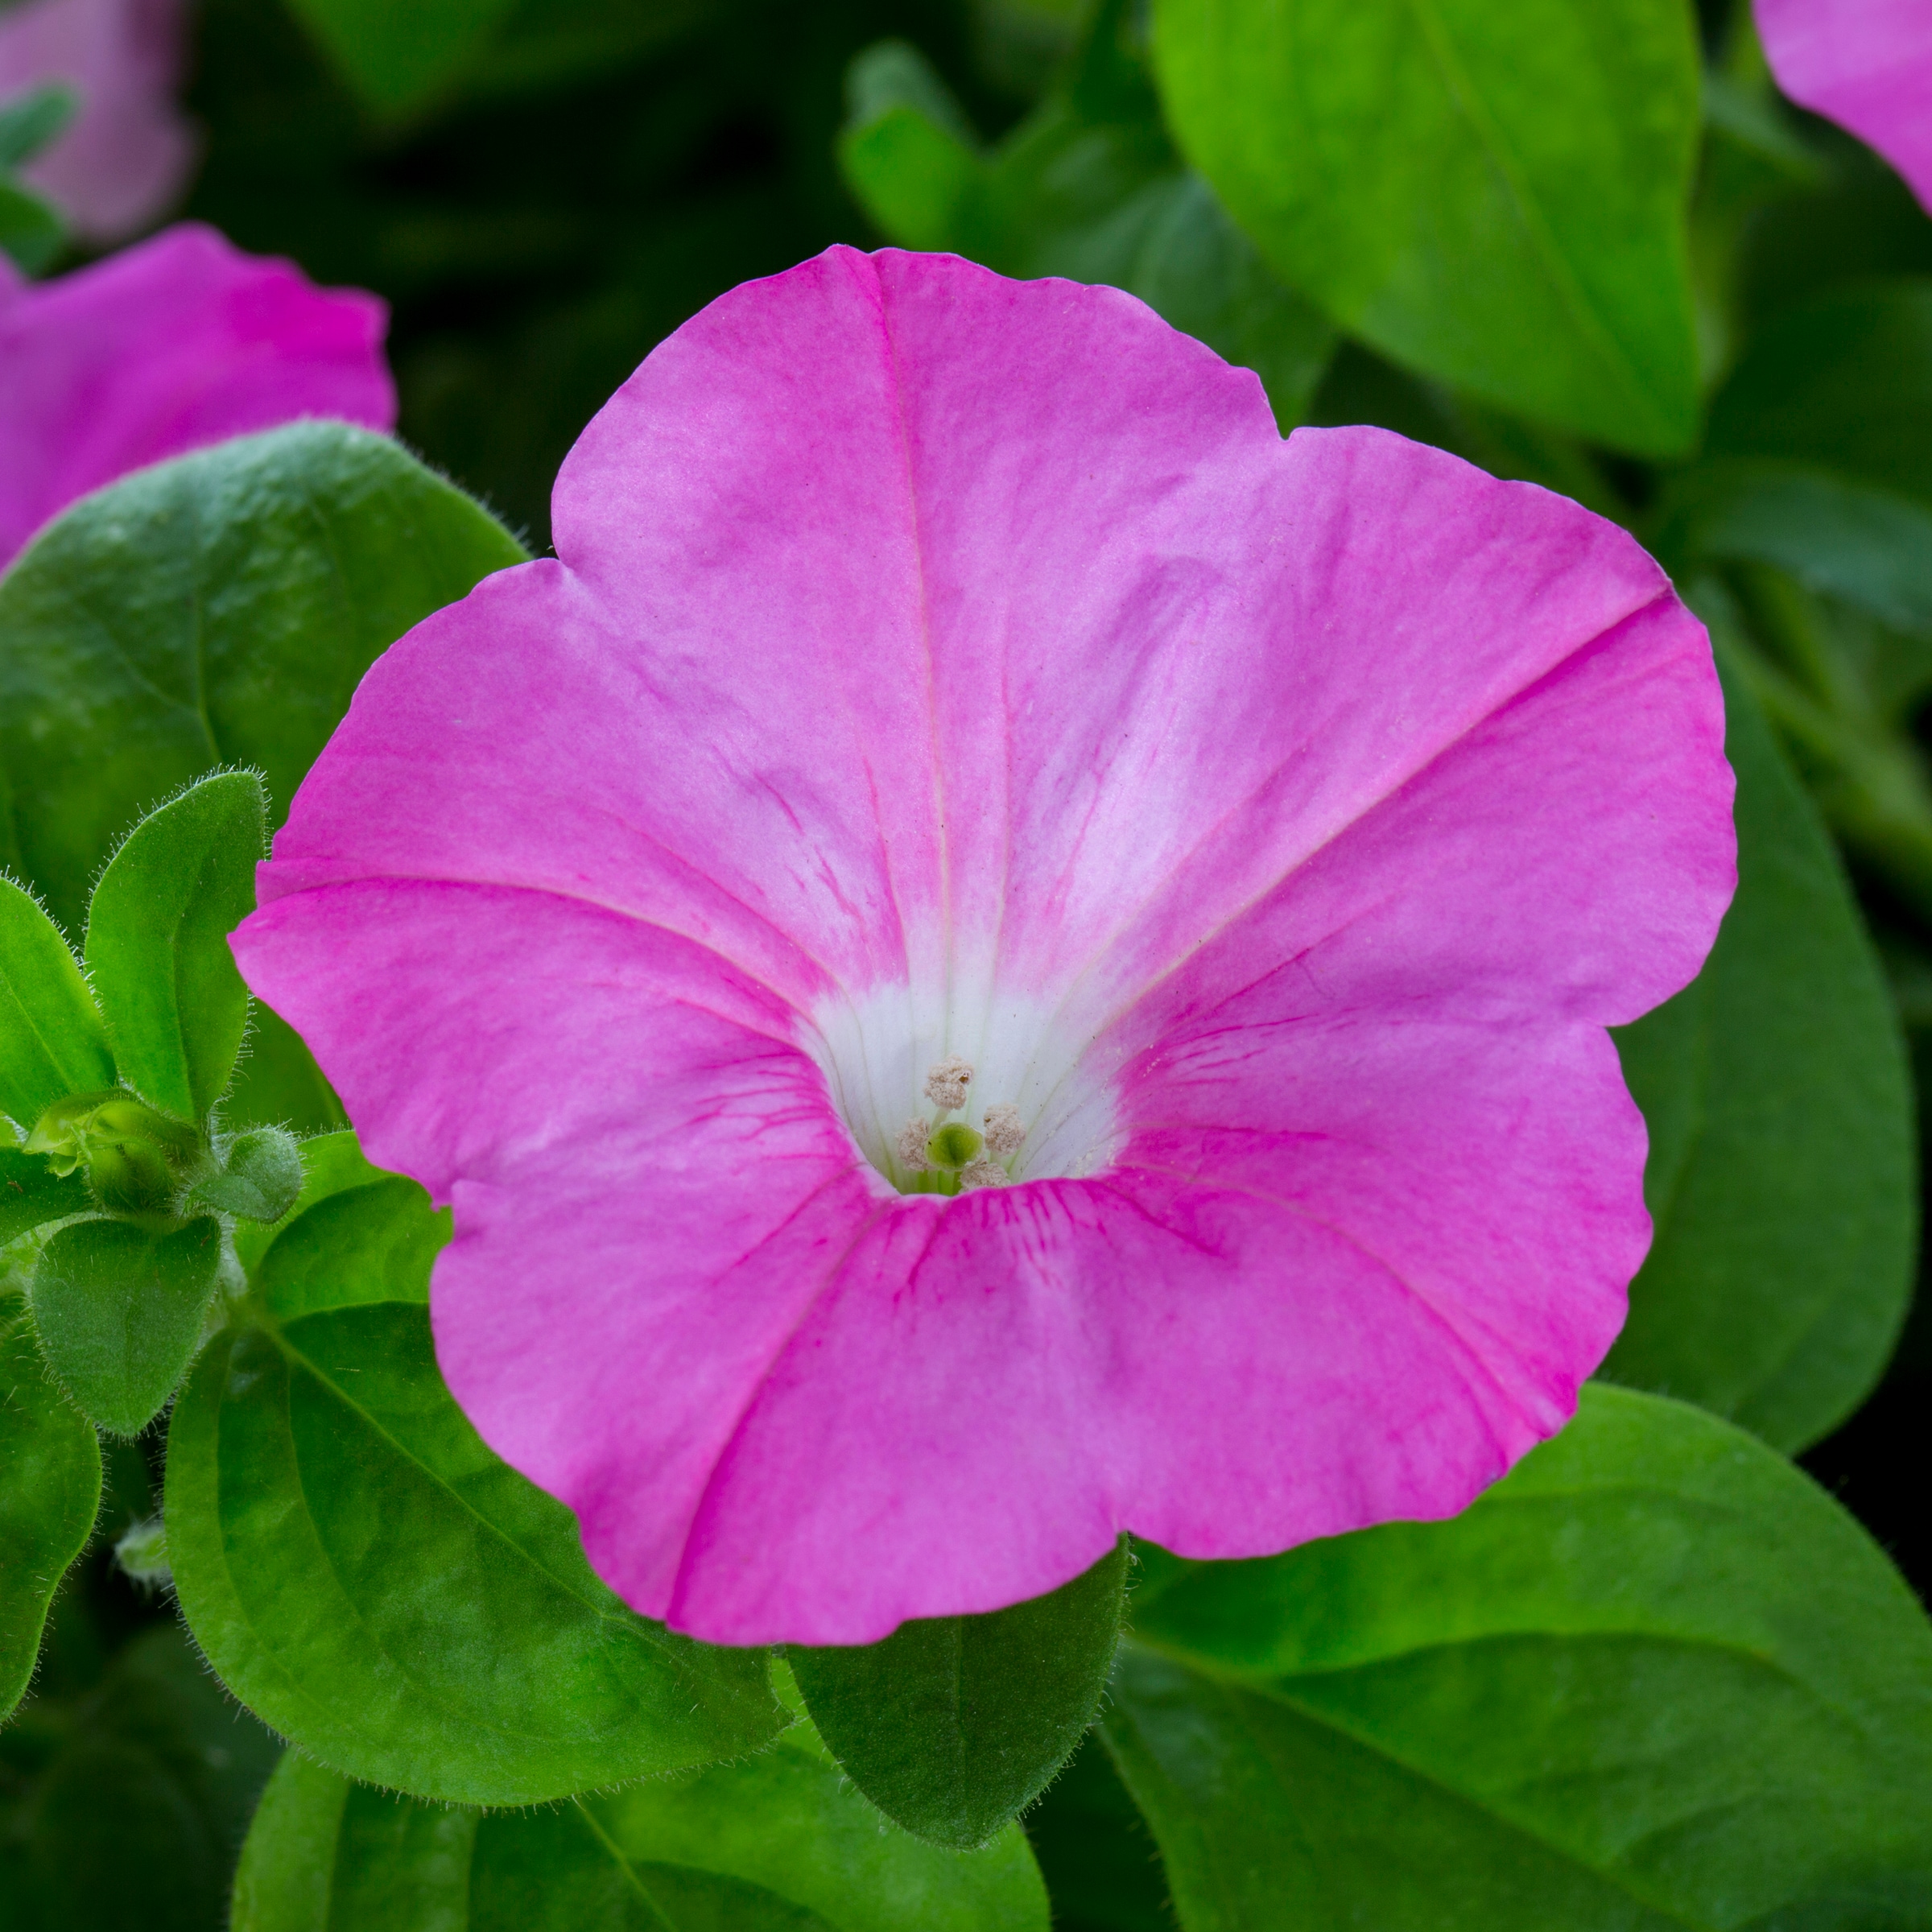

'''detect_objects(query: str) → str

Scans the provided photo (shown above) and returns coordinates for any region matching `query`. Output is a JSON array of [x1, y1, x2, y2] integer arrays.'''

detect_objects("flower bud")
[[24, 1090, 200, 1215]]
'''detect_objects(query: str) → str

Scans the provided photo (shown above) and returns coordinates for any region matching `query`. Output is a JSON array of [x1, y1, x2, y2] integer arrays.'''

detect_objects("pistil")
[[893, 1057, 1028, 1195]]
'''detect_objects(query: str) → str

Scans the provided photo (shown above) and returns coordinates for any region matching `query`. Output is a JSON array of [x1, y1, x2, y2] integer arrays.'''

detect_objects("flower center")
[[803, 984, 1122, 1197]]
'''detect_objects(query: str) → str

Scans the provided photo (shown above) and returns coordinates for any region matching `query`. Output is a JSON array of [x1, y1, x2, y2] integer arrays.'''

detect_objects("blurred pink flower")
[[234, 248, 1736, 1646], [0, 221, 395, 564], [0, 0, 193, 242], [1758, 0, 1932, 208]]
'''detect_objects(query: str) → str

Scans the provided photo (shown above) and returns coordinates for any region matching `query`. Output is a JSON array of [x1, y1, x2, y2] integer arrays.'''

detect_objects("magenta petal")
[[236, 248, 1735, 1644], [0, 222, 395, 564], [0, 0, 193, 242], [1758, 0, 1932, 210]]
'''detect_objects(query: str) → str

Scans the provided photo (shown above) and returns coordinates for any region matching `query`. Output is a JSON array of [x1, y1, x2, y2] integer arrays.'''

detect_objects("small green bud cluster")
[[27, 1090, 200, 1216]]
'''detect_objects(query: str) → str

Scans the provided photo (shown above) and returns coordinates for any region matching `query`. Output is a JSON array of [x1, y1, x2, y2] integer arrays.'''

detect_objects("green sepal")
[[85, 770, 267, 1125], [791, 1539, 1128, 1850], [190, 1126, 304, 1224], [29, 1215, 224, 1435], [0, 875, 114, 1136], [0, 1292, 101, 1725]]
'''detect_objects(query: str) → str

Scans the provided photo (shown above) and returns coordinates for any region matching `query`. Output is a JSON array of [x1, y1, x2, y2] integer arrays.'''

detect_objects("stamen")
[[895, 1119, 931, 1172], [983, 1104, 1025, 1157], [959, 1156, 1006, 1191], [923, 1055, 973, 1112]]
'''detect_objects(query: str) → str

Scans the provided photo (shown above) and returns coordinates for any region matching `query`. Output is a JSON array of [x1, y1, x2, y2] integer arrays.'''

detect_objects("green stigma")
[[926, 1121, 985, 1170]]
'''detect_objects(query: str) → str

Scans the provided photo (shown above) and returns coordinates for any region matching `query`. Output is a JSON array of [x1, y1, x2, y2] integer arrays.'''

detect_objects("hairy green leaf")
[[84, 771, 266, 1124], [0, 877, 114, 1134], [793, 1540, 1127, 1850], [234, 1714, 1051, 1930], [1607, 655, 1914, 1449], [1151, 0, 1701, 452], [0, 1294, 99, 1725], [1106, 1385, 1932, 1930], [29, 1216, 223, 1435], [167, 1173, 779, 1801], [0, 423, 526, 1129]]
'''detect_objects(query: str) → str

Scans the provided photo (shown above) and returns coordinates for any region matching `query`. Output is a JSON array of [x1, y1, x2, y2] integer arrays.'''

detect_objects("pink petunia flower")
[[1757, 0, 1932, 210], [233, 248, 1736, 1646], [0, 221, 395, 566], [0, 0, 193, 242]]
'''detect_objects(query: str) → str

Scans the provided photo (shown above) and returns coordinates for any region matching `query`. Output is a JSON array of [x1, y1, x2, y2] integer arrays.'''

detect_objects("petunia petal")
[[1757, 0, 1932, 213], [0, 222, 394, 564]]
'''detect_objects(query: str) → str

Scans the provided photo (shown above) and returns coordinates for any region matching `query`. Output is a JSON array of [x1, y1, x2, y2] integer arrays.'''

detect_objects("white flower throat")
[[803, 981, 1123, 1198]]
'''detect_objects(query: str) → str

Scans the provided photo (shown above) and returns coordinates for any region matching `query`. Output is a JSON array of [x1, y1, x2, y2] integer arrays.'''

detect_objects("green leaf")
[[84, 771, 266, 1124], [167, 1209, 780, 1802], [0, 876, 114, 1133], [0, 82, 77, 168], [1, 1622, 280, 1930], [840, 42, 982, 250], [1150, 0, 1702, 453], [1105, 1385, 1932, 1931], [284, 0, 522, 116], [0, 1294, 99, 1725], [0, 419, 526, 956], [791, 1540, 1128, 1850], [1605, 652, 1915, 1450], [0, 1146, 89, 1246], [0, 177, 64, 276], [234, 1719, 1053, 1931], [29, 1216, 223, 1435], [1657, 280, 1932, 634], [840, 16, 1336, 428], [190, 1126, 304, 1224]]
